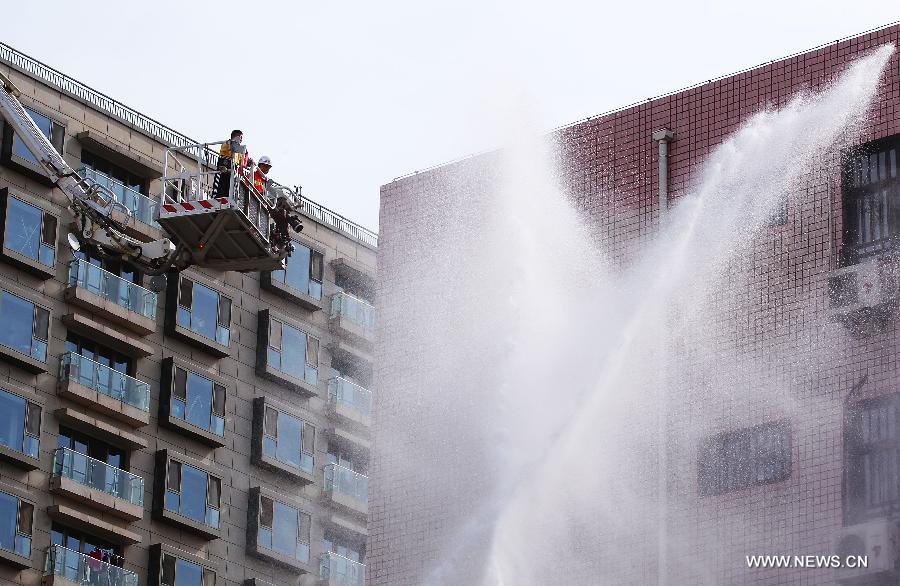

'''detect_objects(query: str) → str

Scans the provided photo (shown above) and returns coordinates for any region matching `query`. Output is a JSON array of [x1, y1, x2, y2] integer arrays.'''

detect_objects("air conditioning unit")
[[834, 518, 900, 584], [827, 257, 899, 324]]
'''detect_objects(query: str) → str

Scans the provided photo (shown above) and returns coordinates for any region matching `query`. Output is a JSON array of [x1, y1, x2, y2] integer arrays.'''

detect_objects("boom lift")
[[0, 70, 302, 279]]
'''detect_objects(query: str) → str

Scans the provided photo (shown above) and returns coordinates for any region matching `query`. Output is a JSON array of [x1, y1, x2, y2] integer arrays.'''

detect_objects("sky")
[[3, 1, 898, 230]]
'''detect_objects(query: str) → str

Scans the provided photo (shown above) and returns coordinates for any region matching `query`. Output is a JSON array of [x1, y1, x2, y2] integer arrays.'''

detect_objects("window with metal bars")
[[844, 393, 900, 524], [698, 420, 792, 496], [842, 135, 900, 264]]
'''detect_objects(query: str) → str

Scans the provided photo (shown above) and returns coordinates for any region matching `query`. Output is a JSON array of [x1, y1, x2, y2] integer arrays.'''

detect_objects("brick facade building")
[[0, 44, 376, 586], [373, 24, 900, 585]]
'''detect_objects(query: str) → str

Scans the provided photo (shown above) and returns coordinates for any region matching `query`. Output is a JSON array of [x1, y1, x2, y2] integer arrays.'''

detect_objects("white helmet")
[[259, 155, 272, 166]]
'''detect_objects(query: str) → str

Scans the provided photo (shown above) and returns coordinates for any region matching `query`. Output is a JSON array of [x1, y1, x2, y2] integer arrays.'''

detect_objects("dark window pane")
[[301, 422, 315, 454], [41, 213, 56, 246], [264, 407, 277, 436], [207, 476, 220, 508], [298, 511, 311, 543], [4, 197, 41, 259], [179, 278, 193, 309], [33, 308, 49, 341], [173, 367, 187, 401], [180, 464, 208, 523], [0, 292, 36, 355], [217, 296, 231, 327], [310, 250, 324, 281], [17, 501, 32, 535], [24, 403, 40, 436], [0, 390, 26, 453], [202, 568, 216, 586], [161, 553, 176, 585], [167, 460, 181, 491], [212, 384, 225, 417], [259, 496, 273, 527], [307, 336, 319, 366]]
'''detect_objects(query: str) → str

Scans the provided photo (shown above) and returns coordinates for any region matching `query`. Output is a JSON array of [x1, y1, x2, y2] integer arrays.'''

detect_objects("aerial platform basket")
[[158, 140, 287, 272]]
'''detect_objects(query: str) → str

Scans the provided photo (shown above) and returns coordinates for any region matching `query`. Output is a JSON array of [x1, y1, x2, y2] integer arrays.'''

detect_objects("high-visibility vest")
[[253, 168, 267, 194]]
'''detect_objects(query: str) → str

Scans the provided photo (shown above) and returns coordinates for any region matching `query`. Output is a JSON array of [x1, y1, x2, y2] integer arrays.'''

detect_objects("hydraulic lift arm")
[[0, 70, 178, 274]]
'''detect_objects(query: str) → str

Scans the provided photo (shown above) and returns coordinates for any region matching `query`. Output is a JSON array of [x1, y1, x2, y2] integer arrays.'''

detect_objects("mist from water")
[[375, 45, 896, 586]]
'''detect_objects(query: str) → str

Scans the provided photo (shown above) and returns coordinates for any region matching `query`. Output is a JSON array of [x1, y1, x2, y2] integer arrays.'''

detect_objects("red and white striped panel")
[[159, 197, 233, 218]]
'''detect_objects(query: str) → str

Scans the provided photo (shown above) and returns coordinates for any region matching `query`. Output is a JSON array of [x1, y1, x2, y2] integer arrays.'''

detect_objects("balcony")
[[65, 258, 157, 335], [58, 352, 150, 427], [79, 166, 161, 240], [329, 292, 375, 347], [323, 464, 368, 517], [319, 552, 365, 586], [326, 378, 372, 428], [50, 447, 144, 522], [44, 544, 138, 586]]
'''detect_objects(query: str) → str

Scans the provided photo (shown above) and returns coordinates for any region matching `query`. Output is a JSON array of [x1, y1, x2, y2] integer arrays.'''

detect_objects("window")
[[8, 106, 64, 168], [262, 405, 315, 474], [271, 244, 323, 300], [266, 318, 319, 385], [844, 393, 900, 523], [3, 195, 56, 267], [323, 532, 364, 564], [0, 388, 40, 459], [57, 427, 126, 472], [81, 151, 146, 195], [65, 333, 132, 376], [164, 460, 221, 529], [698, 420, 791, 496], [256, 494, 311, 562], [0, 491, 31, 558], [842, 135, 900, 263], [169, 365, 225, 437], [0, 290, 49, 361], [176, 278, 231, 346], [326, 443, 367, 474], [160, 552, 215, 586], [50, 525, 123, 569]]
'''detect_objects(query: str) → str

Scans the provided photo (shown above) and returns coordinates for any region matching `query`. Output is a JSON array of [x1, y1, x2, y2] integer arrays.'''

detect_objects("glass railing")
[[324, 464, 368, 504], [44, 544, 138, 586], [320, 552, 365, 586], [80, 166, 160, 228], [52, 447, 144, 506], [327, 377, 372, 417], [330, 292, 375, 331], [68, 258, 157, 320], [59, 352, 151, 413]]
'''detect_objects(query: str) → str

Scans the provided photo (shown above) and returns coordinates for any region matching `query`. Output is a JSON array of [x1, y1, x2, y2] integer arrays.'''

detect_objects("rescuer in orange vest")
[[213, 129, 248, 198], [254, 155, 272, 196]]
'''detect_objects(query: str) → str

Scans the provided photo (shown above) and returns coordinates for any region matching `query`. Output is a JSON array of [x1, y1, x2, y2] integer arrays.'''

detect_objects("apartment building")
[[0, 43, 376, 586], [373, 24, 900, 585]]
